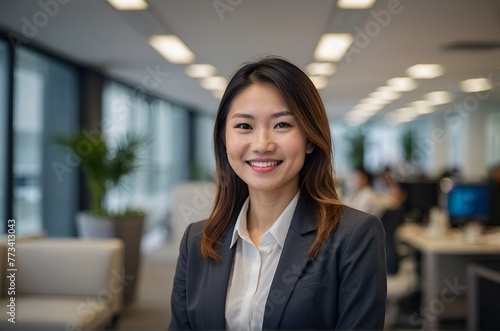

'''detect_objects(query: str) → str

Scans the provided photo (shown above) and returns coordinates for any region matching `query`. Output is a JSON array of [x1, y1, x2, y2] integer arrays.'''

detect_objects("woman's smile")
[[246, 159, 283, 172]]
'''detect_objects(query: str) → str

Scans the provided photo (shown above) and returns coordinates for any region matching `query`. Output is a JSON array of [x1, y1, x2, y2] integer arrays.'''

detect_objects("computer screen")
[[400, 181, 439, 223], [447, 183, 491, 226]]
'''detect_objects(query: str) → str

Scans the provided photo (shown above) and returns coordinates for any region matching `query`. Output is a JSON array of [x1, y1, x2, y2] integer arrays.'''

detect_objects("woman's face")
[[225, 83, 313, 196]]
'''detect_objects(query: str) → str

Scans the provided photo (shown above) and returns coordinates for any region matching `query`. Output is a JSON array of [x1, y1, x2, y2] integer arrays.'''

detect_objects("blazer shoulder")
[[336, 206, 384, 235], [183, 219, 206, 244]]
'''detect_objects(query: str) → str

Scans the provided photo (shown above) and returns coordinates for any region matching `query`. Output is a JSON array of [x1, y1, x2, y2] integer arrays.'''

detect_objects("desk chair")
[[381, 208, 406, 275], [381, 208, 419, 328], [386, 256, 418, 327]]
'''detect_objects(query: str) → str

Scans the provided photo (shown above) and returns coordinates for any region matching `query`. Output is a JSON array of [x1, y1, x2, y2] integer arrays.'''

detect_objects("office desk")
[[396, 223, 500, 330]]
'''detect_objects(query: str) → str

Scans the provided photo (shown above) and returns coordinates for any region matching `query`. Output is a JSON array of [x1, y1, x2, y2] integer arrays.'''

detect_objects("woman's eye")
[[236, 123, 252, 130], [275, 122, 291, 129]]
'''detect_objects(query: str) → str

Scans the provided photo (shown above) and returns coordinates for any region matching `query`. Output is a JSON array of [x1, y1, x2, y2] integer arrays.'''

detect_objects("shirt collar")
[[230, 191, 300, 248]]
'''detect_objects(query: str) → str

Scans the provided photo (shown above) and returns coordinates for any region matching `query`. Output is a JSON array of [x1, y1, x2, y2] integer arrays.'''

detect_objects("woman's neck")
[[246, 188, 298, 245]]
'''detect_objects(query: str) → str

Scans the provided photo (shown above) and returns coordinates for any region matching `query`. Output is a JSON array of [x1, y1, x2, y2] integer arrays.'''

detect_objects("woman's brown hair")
[[201, 56, 344, 261]]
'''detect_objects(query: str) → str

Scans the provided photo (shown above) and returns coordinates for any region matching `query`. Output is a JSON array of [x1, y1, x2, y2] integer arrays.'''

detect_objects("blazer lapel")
[[262, 196, 317, 330], [202, 221, 237, 329]]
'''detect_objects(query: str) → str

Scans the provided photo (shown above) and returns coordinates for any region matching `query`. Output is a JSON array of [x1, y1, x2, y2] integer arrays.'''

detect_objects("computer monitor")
[[400, 181, 440, 223], [447, 182, 493, 226], [491, 183, 500, 227]]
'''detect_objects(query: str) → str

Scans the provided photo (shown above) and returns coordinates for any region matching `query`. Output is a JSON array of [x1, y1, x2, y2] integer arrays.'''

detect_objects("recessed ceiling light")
[[386, 77, 418, 91], [149, 35, 195, 64], [107, 0, 148, 10], [337, 0, 376, 9], [185, 64, 217, 78], [369, 89, 401, 101], [410, 100, 434, 114], [424, 91, 454, 105], [200, 76, 227, 90], [459, 78, 493, 93], [406, 64, 444, 79], [353, 103, 383, 113], [314, 33, 354, 62], [347, 111, 373, 119], [305, 63, 337, 76], [309, 76, 329, 89]]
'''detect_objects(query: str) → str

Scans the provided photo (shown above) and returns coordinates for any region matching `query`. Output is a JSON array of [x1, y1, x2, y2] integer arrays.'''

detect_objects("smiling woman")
[[168, 56, 387, 330], [225, 83, 314, 197]]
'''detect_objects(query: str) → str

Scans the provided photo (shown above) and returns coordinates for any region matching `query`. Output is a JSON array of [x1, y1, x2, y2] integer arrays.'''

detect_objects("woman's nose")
[[252, 129, 275, 153]]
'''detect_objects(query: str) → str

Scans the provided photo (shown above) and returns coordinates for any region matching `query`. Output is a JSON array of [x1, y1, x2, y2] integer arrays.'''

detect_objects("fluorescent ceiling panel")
[[459, 78, 492, 93], [149, 35, 195, 64], [406, 64, 444, 79], [337, 0, 376, 9], [186, 64, 217, 78], [314, 33, 354, 62], [107, 0, 148, 10]]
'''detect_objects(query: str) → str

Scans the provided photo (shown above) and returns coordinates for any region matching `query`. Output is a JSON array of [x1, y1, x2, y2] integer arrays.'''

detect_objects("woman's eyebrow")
[[231, 110, 293, 119], [271, 110, 293, 118], [231, 113, 254, 119]]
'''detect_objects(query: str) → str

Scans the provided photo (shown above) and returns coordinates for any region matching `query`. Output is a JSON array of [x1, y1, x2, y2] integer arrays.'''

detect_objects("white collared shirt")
[[225, 192, 300, 331]]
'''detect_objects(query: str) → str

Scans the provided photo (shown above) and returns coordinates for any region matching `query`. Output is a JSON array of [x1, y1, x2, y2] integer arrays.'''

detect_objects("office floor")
[[116, 230, 178, 330]]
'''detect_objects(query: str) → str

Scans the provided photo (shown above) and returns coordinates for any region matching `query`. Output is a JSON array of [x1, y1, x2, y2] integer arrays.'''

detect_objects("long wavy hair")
[[201, 56, 344, 261]]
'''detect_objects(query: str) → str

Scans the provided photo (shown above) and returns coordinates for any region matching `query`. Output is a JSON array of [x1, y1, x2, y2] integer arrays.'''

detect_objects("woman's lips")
[[246, 160, 283, 173]]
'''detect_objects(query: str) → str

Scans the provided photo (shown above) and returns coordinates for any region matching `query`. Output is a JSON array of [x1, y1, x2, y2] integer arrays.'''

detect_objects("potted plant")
[[402, 128, 414, 163], [55, 130, 149, 304], [345, 129, 366, 169]]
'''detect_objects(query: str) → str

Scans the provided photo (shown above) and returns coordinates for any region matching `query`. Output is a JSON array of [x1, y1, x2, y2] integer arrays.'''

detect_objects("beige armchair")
[[0, 238, 124, 330]]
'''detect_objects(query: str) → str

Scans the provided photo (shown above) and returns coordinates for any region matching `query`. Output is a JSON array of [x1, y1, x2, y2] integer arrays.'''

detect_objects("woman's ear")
[[306, 141, 315, 154]]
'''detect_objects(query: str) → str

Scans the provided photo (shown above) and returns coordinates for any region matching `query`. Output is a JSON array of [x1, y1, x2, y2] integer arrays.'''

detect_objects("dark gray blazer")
[[169, 196, 387, 330]]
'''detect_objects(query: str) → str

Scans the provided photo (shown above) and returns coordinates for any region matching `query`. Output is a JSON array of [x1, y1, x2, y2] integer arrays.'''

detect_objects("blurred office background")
[[0, 0, 500, 330]]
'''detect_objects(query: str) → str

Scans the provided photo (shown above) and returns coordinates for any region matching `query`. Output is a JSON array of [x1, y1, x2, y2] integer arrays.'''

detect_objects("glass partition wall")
[[102, 81, 190, 231], [12, 47, 79, 236]]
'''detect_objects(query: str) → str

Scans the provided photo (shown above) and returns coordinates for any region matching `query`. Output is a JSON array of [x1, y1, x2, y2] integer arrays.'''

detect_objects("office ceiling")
[[1, 0, 499, 121]]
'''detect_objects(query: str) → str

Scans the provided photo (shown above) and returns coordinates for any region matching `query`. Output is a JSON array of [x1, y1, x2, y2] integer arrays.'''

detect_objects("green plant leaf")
[[54, 131, 150, 217]]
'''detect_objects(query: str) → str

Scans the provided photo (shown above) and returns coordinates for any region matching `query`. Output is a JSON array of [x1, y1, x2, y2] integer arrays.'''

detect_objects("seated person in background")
[[489, 163, 500, 183], [347, 167, 408, 275], [373, 166, 395, 193], [345, 167, 405, 218]]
